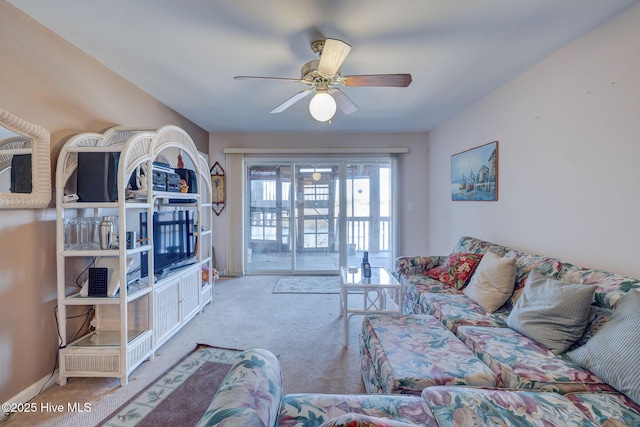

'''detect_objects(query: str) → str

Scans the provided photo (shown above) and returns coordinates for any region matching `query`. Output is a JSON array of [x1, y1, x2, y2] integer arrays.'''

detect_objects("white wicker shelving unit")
[[55, 126, 213, 386]]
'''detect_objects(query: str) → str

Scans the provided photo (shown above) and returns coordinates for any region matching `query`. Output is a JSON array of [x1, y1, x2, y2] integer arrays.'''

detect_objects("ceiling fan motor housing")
[[301, 59, 320, 83], [301, 60, 342, 85]]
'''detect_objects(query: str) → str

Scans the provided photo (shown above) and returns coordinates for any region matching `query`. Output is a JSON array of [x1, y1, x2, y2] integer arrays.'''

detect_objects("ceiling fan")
[[234, 38, 412, 122]]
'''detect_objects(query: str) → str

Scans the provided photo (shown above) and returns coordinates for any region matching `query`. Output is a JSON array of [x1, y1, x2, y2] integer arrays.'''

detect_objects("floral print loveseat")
[[196, 347, 638, 426]]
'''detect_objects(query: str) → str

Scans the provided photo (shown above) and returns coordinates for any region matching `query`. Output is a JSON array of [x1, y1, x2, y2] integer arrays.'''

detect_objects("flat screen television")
[[140, 210, 196, 278]]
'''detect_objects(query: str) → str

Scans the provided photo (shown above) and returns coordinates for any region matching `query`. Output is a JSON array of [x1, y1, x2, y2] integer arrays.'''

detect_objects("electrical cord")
[[39, 306, 63, 393], [54, 304, 95, 345], [75, 257, 96, 288], [54, 305, 63, 348], [68, 307, 95, 344], [0, 305, 80, 426]]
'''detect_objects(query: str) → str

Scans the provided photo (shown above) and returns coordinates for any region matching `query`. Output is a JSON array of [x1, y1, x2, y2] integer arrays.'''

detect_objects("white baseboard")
[[1, 370, 58, 422]]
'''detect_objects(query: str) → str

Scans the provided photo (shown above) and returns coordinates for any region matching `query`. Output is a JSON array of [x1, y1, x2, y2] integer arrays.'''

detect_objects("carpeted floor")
[[7, 275, 365, 427]]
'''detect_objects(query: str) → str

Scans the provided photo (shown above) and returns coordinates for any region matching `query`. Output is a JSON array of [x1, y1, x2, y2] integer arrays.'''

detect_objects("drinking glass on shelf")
[[110, 215, 119, 249], [79, 217, 97, 249], [87, 217, 101, 250], [65, 218, 80, 250], [79, 217, 91, 249]]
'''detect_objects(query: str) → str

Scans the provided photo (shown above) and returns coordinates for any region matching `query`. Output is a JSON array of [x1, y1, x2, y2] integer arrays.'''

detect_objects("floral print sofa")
[[196, 347, 638, 426], [359, 236, 640, 423], [397, 236, 637, 328]]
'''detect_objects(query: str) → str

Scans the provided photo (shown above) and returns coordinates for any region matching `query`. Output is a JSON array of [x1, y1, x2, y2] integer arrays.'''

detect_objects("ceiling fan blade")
[[318, 38, 351, 76], [270, 88, 313, 114], [330, 88, 358, 115], [234, 76, 303, 83], [343, 74, 412, 87]]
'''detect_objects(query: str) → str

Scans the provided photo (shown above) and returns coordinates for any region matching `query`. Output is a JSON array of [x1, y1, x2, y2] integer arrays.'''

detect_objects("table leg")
[[343, 286, 349, 346]]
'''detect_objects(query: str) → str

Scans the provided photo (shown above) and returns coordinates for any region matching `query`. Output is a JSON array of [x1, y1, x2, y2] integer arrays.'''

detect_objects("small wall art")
[[210, 161, 225, 215], [451, 141, 498, 201]]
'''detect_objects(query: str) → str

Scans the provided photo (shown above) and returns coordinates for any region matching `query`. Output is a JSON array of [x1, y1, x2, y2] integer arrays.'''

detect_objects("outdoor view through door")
[[246, 159, 394, 274]]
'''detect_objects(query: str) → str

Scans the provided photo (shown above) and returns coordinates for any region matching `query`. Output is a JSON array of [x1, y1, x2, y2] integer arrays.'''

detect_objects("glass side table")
[[339, 266, 402, 346]]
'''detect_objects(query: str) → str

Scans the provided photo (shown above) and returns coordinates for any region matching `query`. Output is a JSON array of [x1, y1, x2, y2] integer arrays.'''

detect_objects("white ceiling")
[[9, 0, 639, 134]]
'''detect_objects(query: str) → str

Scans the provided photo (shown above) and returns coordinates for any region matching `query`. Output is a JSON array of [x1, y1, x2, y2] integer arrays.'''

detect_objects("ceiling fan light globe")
[[309, 92, 337, 122]]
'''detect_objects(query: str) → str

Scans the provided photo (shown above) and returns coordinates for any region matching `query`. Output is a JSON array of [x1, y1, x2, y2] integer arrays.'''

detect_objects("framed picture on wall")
[[451, 141, 498, 201], [210, 161, 225, 215]]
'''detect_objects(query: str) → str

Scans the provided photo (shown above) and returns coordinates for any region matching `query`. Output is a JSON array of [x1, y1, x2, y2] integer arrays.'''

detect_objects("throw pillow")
[[319, 413, 417, 427], [506, 270, 596, 354], [462, 251, 516, 313], [567, 289, 640, 406], [424, 252, 483, 290]]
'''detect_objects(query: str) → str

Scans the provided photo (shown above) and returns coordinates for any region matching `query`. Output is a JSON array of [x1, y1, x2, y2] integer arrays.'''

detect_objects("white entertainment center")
[[55, 126, 213, 386]]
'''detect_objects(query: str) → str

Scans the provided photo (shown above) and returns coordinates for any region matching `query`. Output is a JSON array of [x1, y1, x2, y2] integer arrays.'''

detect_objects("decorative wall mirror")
[[0, 108, 51, 208]]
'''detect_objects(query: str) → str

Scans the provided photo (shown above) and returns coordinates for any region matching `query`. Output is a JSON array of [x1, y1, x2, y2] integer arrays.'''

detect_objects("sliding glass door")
[[246, 158, 394, 274], [294, 164, 339, 271], [246, 165, 292, 269]]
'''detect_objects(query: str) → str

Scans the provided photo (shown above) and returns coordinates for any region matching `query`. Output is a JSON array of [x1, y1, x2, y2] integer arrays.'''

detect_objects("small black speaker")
[[87, 267, 108, 297], [76, 152, 120, 202], [10, 154, 32, 194]]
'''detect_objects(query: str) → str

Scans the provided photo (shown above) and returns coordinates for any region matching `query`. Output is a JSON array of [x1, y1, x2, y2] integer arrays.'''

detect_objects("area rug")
[[99, 345, 242, 427], [273, 275, 340, 294]]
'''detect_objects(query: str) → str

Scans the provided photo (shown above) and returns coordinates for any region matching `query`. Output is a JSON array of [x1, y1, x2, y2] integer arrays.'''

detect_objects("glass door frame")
[[244, 155, 397, 275]]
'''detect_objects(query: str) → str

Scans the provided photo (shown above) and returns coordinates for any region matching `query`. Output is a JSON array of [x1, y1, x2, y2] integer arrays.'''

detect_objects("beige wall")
[[208, 132, 429, 275], [0, 2, 207, 402], [426, 3, 640, 278]]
